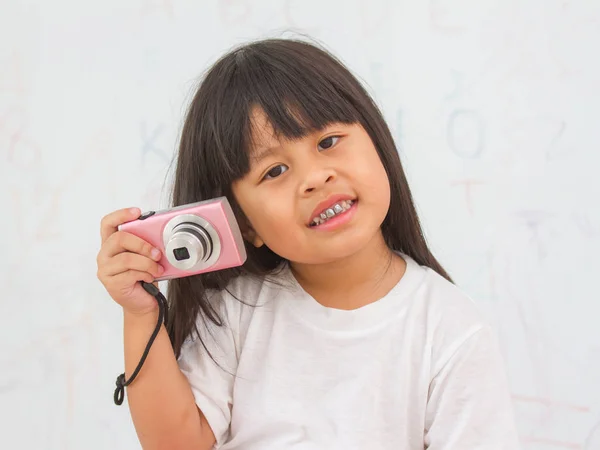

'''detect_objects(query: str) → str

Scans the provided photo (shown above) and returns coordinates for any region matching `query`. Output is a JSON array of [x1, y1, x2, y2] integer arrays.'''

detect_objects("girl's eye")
[[260, 136, 341, 181], [263, 164, 288, 180], [318, 135, 341, 150]]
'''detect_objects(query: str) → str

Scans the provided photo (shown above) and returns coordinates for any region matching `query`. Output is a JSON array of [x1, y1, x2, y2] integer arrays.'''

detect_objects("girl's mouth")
[[309, 199, 357, 229]]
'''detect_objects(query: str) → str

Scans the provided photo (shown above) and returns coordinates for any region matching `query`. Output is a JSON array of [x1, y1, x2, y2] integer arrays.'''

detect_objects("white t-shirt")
[[177, 254, 521, 449]]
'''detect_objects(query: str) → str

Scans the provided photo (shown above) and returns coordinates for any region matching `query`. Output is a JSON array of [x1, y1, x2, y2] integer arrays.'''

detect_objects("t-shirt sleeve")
[[177, 290, 239, 449], [424, 325, 521, 449]]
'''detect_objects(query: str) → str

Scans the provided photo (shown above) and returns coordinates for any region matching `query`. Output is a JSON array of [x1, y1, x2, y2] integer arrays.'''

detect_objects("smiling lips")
[[310, 200, 355, 227], [308, 194, 357, 227]]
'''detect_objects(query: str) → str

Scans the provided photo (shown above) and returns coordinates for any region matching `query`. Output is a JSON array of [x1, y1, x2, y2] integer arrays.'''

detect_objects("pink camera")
[[118, 197, 247, 281]]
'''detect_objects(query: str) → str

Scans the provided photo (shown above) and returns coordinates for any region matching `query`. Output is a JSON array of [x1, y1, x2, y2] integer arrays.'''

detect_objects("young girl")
[[97, 38, 520, 449]]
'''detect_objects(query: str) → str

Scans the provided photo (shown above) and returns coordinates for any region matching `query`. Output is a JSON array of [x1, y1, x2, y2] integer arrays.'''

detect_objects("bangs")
[[207, 41, 362, 181]]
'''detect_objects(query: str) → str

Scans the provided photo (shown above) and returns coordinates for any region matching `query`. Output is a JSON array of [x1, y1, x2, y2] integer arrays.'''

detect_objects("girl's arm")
[[123, 310, 217, 450]]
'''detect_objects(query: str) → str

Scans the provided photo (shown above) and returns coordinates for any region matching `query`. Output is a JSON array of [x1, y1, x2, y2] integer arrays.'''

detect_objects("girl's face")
[[232, 107, 391, 265]]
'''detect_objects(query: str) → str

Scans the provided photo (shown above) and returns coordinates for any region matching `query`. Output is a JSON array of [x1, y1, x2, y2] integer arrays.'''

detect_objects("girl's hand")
[[96, 207, 165, 317]]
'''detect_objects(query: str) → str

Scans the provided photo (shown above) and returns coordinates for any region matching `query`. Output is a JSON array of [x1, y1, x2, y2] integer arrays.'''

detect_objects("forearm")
[[123, 310, 204, 449]]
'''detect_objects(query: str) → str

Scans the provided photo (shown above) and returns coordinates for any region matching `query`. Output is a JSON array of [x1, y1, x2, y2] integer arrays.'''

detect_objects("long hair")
[[167, 37, 452, 358]]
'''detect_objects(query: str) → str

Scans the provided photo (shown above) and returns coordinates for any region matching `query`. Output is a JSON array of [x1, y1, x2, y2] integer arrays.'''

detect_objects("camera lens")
[[164, 221, 213, 270], [162, 213, 222, 274], [173, 247, 190, 261]]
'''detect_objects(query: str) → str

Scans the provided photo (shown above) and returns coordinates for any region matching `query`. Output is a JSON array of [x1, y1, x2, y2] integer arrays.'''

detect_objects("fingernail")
[[151, 248, 161, 260], [130, 207, 140, 215]]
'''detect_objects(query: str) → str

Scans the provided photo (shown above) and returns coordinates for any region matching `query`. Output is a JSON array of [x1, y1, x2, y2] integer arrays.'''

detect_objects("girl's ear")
[[239, 215, 264, 247], [242, 227, 264, 248], [232, 198, 264, 247]]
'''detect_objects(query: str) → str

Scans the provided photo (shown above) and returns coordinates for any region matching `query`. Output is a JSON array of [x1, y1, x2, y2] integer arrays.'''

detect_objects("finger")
[[101, 231, 162, 261], [100, 207, 141, 244], [103, 252, 164, 278], [107, 270, 156, 289]]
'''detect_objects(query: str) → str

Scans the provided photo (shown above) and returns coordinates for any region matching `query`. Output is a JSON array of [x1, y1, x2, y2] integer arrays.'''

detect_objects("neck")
[[289, 232, 406, 309]]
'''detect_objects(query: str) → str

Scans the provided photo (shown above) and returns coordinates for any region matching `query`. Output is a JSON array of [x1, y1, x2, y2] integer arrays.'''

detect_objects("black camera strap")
[[113, 281, 168, 405]]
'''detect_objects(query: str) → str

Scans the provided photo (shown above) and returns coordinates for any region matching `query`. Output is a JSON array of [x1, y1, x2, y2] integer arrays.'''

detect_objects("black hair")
[[166, 37, 452, 358]]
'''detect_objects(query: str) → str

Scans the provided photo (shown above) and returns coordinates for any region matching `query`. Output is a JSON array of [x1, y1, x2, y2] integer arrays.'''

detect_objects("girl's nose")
[[300, 164, 337, 194]]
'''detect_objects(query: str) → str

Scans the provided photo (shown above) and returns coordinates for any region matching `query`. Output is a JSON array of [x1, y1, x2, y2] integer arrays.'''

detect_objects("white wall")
[[2, 0, 599, 448]]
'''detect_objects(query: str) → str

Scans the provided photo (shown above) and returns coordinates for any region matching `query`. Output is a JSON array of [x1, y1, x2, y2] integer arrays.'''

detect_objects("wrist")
[[123, 305, 160, 325]]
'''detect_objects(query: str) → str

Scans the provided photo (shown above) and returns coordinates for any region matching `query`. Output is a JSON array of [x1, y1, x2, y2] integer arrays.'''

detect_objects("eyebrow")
[[249, 124, 336, 166], [250, 145, 281, 165]]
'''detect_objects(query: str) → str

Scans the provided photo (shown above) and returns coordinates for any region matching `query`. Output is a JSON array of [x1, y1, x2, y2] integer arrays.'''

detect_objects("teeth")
[[310, 199, 355, 226]]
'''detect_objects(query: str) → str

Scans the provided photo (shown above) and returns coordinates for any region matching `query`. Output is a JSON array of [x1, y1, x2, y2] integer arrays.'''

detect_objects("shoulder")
[[421, 264, 488, 334], [199, 265, 291, 339], [214, 265, 290, 314], [403, 255, 496, 373], [180, 268, 288, 368]]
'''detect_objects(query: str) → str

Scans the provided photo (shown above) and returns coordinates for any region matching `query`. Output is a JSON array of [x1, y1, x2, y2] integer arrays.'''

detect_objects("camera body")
[[118, 197, 247, 281]]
